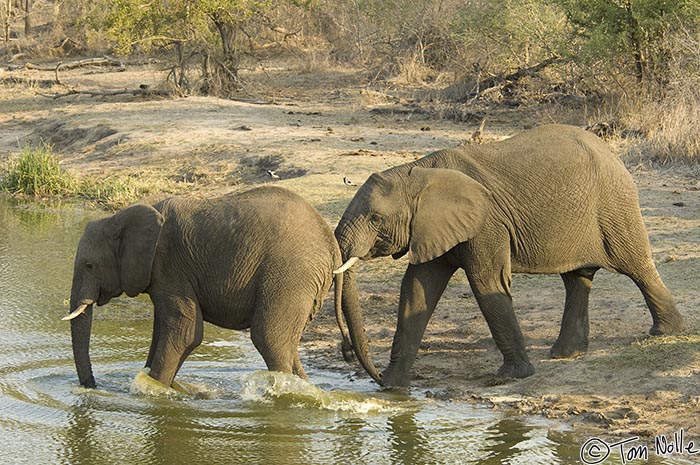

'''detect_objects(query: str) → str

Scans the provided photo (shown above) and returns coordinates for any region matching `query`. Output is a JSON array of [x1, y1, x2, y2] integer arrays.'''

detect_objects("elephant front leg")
[[467, 268, 534, 379], [145, 315, 161, 370], [551, 268, 598, 358], [382, 259, 457, 388], [147, 295, 204, 387]]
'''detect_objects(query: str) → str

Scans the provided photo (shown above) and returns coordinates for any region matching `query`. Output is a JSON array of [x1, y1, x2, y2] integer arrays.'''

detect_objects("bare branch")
[[23, 56, 125, 72], [38, 87, 174, 99]]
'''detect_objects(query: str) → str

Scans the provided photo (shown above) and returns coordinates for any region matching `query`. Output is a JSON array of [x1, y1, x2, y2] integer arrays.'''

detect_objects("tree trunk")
[[625, 3, 645, 83], [23, 0, 29, 36], [2, 0, 12, 43], [211, 17, 240, 95]]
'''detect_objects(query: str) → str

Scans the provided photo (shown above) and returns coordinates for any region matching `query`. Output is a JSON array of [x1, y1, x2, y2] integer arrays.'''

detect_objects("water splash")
[[240, 370, 408, 414], [129, 370, 218, 399]]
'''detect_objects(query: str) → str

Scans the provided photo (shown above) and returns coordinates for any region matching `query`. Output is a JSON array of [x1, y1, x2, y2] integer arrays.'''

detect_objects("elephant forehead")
[[78, 219, 112, 254], [360, 173, 402, 202]]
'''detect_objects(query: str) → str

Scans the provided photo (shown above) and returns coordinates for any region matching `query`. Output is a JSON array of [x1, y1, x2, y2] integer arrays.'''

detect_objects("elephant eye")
[[369, 213, 383, 227], [85, 262, 94, 270]]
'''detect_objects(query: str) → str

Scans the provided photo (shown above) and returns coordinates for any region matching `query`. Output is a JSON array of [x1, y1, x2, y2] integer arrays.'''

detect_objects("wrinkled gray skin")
[[335, 124, 685, 388], [68, 186, 347, 388]]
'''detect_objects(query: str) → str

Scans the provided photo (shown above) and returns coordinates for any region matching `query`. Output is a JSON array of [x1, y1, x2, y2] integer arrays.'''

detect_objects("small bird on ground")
[[267, 170, 280, 179], [343, 177, 356, 186]]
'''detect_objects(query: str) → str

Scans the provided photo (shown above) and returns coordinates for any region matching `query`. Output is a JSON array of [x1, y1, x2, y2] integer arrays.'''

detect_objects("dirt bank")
[[1, 63, 699, 442]]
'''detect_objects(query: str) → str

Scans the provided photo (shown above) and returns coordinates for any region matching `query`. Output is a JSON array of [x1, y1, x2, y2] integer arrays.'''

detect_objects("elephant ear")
[[110, 204, 164, 297], [408, 167, 492, 265]]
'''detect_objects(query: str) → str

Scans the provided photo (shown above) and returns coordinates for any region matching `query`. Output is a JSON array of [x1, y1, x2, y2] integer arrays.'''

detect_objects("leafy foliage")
[[554, 0, 700, 83], [95, 0, 278, 95]]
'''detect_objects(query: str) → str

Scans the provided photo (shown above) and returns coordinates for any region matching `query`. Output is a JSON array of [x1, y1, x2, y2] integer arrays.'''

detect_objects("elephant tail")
[[334, 272, 354, 362]]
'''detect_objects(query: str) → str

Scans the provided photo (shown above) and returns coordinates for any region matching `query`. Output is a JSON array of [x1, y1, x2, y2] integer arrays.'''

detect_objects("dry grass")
[[632, 87, 700, 165], [591, 333, 700, 373]]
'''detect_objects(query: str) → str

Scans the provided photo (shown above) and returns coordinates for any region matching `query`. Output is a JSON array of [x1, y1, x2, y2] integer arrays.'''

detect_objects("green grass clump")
[[1, 145, 77, 196], [1, 146, 184, 210]]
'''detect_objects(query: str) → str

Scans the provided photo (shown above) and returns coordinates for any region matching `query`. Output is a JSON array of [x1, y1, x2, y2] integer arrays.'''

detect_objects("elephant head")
[[334, 166, 492, 383], [66, 204, 164, 388]]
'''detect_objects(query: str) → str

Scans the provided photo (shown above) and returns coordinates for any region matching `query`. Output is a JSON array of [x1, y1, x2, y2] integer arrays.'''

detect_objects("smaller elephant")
[[65, 186, 349, 388]]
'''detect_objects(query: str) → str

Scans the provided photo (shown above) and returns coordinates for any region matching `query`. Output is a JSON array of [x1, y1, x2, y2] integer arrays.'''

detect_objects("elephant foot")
[[380, 385, 410, 395], [380, 367, 411, 389], [496, 360, 534, 379], [341, 340, 355, 363], [649, 313, 686, 336], [549, 339, 588, 359]]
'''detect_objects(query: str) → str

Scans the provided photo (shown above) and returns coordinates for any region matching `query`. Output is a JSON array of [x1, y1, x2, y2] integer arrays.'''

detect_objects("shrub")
[[1, 145, 77, 197]]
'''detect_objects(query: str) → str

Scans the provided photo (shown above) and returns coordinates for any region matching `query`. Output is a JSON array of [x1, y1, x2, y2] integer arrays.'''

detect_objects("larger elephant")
[[334, 124, 685, 388], [65, 185, 349, 388]]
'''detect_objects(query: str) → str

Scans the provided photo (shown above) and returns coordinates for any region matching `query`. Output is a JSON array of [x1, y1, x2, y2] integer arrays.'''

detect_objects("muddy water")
[[0, 197, 683, 465]]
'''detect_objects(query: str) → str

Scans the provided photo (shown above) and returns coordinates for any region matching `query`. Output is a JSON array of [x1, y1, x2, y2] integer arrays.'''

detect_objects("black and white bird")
[[267, 170, 281, 179], [343, 177, 356, 186]]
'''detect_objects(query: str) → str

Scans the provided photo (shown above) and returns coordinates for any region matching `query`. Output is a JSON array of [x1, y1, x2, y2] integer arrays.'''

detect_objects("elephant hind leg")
[[550, 268, 598, 359], [249, 296, 312, 378], [601, 210, 684, 336], [292, 354, 307, 380], [625, 263, 685, 336]]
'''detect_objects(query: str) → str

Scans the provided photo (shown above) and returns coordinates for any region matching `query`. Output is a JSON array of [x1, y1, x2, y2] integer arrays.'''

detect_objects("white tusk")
[[333, 256, 360, 274], [62, 304, 89, 321]]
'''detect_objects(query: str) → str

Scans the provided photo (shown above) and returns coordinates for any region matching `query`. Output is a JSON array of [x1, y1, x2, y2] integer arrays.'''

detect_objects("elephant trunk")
[[69, 296, 96, 388], [333, 272, 354, 362], [334, 218, 383, 384], [339, 268, 383, 385]]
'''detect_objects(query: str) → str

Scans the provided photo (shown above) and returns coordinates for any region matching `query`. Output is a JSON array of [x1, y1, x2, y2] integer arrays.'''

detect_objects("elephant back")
[[152, 187, 337, 299]]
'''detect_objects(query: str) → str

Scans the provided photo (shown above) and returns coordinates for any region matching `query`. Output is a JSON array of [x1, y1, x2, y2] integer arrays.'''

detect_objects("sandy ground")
[[1, 63, 699, 441]]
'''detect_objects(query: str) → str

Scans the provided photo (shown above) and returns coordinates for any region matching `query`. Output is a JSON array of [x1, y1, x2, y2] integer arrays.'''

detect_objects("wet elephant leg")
[[147, 294, 204, 387], [471, 290, 534, 378], [145, 316, 161, 370], [250, 293, 313, 379], [550, 268, 598, 359]]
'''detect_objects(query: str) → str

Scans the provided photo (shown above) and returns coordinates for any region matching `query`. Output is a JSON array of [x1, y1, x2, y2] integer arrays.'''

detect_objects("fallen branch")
[[39, 87, 174, 99], [24, 56, 125, 72], [472, 55, 564, 99], [8, 53, 26, 63], [0, 76, 56, 87]]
